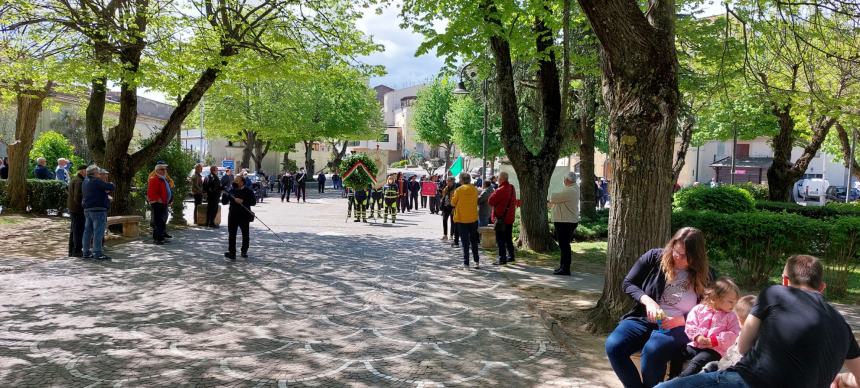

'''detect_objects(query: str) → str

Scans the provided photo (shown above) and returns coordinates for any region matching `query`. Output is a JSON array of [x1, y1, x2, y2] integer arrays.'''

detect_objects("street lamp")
[[452, 64, 489, 181]]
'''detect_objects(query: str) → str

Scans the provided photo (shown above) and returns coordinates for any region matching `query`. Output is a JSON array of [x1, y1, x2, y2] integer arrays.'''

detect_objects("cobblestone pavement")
[[0, 192, 607, 387]]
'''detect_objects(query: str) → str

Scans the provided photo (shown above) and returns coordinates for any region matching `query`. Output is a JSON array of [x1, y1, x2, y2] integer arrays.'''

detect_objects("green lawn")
[[517, 241, 608, 274]]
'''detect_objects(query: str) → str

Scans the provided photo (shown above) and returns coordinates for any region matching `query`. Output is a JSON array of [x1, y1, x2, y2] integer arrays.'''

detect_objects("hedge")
[[0, 179, 68, 215], [673, 209, 860, 297], [756, 200, 860, 219], [732, 183, 769, 200], [673, 185, 755, 213]]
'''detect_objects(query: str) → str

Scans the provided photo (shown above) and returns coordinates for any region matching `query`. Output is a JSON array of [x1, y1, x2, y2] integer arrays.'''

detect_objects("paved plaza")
[[0, 193, 606, 387]]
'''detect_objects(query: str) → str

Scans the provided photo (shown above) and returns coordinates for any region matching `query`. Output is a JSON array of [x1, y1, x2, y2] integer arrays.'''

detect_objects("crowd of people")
[[605, 227, 860, 388]]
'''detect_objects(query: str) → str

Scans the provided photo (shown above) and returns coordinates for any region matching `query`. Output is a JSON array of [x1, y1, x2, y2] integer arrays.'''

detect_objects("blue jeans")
[[478, 216, 490, 227], [606, 318, 689, 388], [83, 208, 108, 257], [655, 371, 750, 388]]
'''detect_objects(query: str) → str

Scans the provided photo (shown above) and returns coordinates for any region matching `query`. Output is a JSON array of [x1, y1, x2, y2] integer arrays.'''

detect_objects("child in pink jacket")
[[678, 277, 742, 377]]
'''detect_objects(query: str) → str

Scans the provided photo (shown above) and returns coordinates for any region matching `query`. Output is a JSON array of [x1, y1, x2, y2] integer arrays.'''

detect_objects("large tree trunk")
[[836, 122, 860, 180], [8, 85, 51, 212], [484, 5, 565, 253], [766, 103, 835, 202], [303, 140, 315, 174], [767, 105, 797, 202], [252, 139, 270, 172], [578, 0, 681, 332], [328, 140, 349, 173], [282, 151, 291, 171], [86, 77, 108, 163], [578, 79, 599, 219], [673, 110, 695, 183]]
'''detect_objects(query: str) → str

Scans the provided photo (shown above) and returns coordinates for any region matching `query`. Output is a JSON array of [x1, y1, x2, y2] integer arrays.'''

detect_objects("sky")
[[355, 2, 446, 90]]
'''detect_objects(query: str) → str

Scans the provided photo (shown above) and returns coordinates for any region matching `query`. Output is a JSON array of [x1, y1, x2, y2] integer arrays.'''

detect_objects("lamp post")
[[452, 66, 489, 181]]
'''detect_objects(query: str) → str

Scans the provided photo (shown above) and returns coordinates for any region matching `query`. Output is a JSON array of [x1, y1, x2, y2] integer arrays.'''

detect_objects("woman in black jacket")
[[605, 227, 714, 388]]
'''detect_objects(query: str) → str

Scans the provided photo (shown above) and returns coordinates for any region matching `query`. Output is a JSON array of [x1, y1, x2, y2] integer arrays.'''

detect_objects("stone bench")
[[106, 215, 143, 237], [479, 226, 495, 249]]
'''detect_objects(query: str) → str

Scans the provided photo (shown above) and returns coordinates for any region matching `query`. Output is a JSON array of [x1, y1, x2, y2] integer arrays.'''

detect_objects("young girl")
[[678, 277, 742, 377]]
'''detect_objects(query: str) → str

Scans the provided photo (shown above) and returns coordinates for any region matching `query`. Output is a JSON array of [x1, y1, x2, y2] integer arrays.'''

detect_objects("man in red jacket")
[[147, 163, 171, 245], [488, 171, 517, 265]]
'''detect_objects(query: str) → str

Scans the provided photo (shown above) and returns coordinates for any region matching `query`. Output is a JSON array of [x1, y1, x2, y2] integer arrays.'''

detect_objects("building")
[[571, 136, 851, 190], [0, 91, 174, 159]]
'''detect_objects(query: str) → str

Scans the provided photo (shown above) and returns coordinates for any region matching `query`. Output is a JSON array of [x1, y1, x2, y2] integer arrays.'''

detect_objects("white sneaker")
[[441, 235, 448, 241]]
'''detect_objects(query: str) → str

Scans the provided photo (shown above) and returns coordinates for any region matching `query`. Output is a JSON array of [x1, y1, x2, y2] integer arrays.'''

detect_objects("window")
[[378, 134, 389, 143], [349, 140, 361, 147]]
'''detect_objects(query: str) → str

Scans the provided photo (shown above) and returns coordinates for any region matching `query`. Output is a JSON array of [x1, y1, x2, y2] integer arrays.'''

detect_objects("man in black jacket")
[[295, 168, 307, 203], [67, 164, 88, 257], [203, 166, 222, 228], [280, 172, 293, 202], [222, 176, 256, 260], [317, 172, 326, 193], [408, 175, 420, 211]]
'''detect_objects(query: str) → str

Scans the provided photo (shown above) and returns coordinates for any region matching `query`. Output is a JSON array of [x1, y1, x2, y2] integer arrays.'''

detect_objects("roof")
[[49, 90, 175, 121], [373, 85, 394, 103], [709, 156, 773, 169]]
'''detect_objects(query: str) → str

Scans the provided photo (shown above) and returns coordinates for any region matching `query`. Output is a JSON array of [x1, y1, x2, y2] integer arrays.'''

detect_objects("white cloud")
[[357, 1, 445, 89]]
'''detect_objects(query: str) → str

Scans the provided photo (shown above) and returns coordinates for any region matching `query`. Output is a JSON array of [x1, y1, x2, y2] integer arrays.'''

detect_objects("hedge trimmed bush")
[[673, 185, 755, 213], [0, 178, 67, 214], [732, 183, 769, 200], [673, 209, 860, 297], [576, 209, 609, 240], [756, 200, 860, 219]]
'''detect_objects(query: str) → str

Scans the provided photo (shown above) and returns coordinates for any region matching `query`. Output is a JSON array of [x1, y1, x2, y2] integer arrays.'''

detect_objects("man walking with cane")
[[223, 175, 257, 260]]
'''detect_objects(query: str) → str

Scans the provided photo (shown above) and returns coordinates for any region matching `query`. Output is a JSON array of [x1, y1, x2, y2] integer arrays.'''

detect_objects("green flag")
[[449, 155, 463, 176]]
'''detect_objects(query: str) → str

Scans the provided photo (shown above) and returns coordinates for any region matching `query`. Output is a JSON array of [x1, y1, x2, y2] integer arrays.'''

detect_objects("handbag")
[[494, 187, 515, 232]]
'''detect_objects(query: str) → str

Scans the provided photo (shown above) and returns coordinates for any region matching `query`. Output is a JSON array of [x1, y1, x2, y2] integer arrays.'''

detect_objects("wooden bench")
[[107, 215, 143, 237]]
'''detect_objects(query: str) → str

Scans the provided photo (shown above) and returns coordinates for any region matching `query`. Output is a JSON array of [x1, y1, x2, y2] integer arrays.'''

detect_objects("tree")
[[6, 0, 380, 215], [0, 5, 80, 212], [575, 0, 682, 331], [447, 94, 504, 163], [403, 1, 591, 252], [725, 2, 858, 201], [411, 77, 456, 174]]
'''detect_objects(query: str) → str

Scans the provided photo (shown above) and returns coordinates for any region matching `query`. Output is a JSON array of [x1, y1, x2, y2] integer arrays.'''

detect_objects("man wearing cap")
[[82, 165, 114, 260], [548, 171, 580, 275], [67, 164, 88, 257], [147, 163, 171, 245]]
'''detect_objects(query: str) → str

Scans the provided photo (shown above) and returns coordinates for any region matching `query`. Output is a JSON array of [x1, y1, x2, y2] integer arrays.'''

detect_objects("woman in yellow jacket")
[[451, 172, 480, 269]]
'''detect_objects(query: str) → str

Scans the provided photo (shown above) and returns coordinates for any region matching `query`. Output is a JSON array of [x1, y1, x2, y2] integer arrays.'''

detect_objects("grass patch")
[[0, 215, 29, 225], [517, 240, 607, 274]]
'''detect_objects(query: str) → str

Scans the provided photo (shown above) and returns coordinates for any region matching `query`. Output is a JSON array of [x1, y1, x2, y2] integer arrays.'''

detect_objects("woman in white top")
[[548, 171, 580, 275]]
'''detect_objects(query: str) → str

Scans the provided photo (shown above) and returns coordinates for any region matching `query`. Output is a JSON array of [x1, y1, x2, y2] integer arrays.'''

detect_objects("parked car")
[[825, 185, 860, 202]]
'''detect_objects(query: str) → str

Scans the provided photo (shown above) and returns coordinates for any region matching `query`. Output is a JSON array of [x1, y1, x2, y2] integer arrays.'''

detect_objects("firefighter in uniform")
[[354, 186, 369, 222], [383, 175, 399, 223], [346, 187, 355, 218], [370, 185, 384, 218]]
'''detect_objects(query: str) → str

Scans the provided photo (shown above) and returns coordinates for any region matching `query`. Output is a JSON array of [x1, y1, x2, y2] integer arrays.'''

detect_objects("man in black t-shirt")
[[657, 254, 860, 388]]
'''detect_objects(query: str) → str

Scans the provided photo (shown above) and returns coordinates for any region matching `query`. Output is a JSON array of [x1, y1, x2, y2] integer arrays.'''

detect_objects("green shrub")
[[576, 209, 609, 240], [390, 159, 408, 168], [673, 186, 755, 213], [756, 200, 860, 219], [672, 210, 818, 287], [822, 217, 860, 298], [0, 179, 67, 214], [29, 131, 85, 177], [732, 183, 769, 200]]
